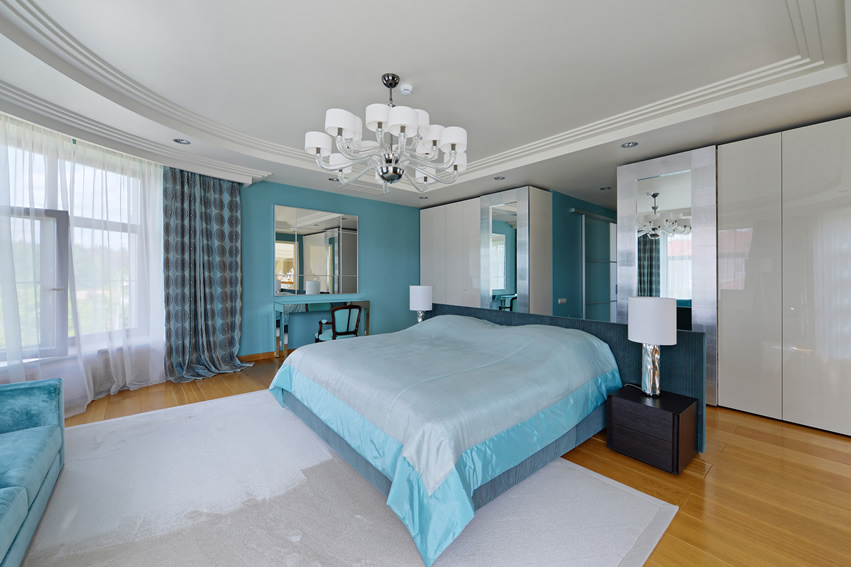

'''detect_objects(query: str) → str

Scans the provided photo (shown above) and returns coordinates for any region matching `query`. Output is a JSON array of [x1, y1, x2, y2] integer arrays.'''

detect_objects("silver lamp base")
[[641, 343, 661, 397], [417, 310, 426, 323]]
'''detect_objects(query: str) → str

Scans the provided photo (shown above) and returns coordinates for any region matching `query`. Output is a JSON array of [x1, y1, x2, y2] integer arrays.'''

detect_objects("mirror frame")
[[480, 187, 530, 312], [616, 146, 718, 405], [273, 205, 358, 296]]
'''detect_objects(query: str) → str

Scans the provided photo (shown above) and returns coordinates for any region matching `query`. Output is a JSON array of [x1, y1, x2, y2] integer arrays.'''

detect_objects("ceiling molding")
[[0, 0, 845, 193], [0, 0, 309, 166], [0, 80, 271, 183]]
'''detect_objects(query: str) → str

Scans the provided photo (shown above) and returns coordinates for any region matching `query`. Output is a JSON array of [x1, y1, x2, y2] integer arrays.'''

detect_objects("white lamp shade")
[[304, 131, 332, 156], [410, 285, 433, 311], [352, 116, 363, 142], [415, 109, 430, 137], [329, 153, 353, 174], [424, 124, 444, 144], [365, 103, 390, 131], [439, 126, 467, 153], [628, 296, 677, 346], [388, 105, 418, 136], [324, 108, 358, 139], [446, 152, 467, 172], [305, 280, 321, 295]]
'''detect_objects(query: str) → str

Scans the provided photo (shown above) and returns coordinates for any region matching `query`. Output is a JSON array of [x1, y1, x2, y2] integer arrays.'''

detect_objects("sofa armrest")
[[0, 378, 64, 435]]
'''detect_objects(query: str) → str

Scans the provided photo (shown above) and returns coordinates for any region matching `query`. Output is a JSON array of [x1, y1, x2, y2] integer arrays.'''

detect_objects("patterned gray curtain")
[[163, 168, 251, 381], [637, 235, 661, 297]]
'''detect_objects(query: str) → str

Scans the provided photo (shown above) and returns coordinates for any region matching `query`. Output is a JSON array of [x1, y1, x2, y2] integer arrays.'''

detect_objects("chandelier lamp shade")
[[636, 192, 691, 239], [304, 73, 468, 194]]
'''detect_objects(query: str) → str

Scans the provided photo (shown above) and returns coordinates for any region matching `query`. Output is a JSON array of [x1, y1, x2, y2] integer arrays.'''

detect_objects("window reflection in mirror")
[[274, 205, 358, 295], [490, 202, 517, 311], [635, 171, 693, 301]]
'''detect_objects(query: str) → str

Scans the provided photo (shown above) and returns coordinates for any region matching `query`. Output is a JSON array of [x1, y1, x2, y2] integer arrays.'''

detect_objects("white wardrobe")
[[420, 197, 481, 307], [718, 117, 851, 435]]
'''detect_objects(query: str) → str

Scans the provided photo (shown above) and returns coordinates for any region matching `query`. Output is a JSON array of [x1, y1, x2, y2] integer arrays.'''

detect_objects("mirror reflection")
[[636, 170, 693, 326], [489, 202, 517, 311], [274, 205, 358, 295]]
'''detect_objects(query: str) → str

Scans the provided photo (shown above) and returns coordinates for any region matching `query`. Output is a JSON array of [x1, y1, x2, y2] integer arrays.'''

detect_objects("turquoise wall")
[[551, 192, 616, 318], [240, 181, 420, 356]]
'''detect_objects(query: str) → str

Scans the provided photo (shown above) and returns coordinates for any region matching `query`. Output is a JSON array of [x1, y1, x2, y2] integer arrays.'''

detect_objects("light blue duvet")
[[269, 315, 621, 566]]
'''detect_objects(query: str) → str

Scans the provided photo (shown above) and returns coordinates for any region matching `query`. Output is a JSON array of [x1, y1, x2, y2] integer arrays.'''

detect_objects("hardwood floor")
[[66, 359, 851, 565], [64, 357, 284, 426]]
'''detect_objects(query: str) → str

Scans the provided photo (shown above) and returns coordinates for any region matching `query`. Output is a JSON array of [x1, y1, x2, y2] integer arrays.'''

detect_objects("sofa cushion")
[[0, 486, 27, 558], [0, 425, 62, 507]]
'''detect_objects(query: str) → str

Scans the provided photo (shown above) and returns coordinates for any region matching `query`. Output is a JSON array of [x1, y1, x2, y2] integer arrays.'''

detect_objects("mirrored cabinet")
[[420, 186, 552, 315]]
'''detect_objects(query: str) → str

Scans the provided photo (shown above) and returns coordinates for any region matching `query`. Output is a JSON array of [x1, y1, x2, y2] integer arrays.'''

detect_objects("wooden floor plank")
[[63, 360, 851, 566]]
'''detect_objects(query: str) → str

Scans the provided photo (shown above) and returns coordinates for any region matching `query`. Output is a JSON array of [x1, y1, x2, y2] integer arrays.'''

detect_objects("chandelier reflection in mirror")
[[304, 73, 467, 194], [636, 192, 692, 240]]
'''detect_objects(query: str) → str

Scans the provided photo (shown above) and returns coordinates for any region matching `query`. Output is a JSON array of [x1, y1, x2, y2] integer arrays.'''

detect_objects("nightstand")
[[606, 386, 698, 474]]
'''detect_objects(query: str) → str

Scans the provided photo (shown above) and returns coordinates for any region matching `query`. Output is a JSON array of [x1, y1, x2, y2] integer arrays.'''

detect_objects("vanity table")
[[273, 300, 369, 358]]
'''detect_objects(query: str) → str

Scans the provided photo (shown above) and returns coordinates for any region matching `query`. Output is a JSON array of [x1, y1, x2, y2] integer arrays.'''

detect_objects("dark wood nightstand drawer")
[[608, 423, 673, 471], [610, 395, 673, 442], [607, 387, 698, 474]]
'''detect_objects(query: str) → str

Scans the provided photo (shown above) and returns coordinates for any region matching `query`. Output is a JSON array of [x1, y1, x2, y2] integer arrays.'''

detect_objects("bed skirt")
[[282, 390, 606, 510]]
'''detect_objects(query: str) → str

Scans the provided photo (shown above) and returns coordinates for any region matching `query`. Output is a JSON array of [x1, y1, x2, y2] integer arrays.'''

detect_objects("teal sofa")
[[0, 379, 64, 567]]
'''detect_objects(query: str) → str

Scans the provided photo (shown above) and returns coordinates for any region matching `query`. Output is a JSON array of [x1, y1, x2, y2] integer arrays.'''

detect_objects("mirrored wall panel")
[[274, 206, 358, 296], [480, 188, 530, 313], [617, 146, 717, 404]]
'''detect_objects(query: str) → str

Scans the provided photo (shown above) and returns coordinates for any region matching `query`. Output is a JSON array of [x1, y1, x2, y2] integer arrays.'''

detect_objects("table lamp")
[[628, 296, 677, 396], [409, 285, 433, 323]]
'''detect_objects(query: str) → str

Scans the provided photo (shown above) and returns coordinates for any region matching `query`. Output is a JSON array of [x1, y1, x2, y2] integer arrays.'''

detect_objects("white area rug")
[[26, 391, 676, 566]]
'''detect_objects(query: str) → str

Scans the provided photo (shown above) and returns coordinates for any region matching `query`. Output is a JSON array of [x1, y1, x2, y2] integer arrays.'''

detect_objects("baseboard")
[[239, 351, 277, 362]]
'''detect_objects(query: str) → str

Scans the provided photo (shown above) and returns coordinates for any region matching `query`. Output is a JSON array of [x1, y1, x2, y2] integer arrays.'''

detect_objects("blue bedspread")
[[269, 315, 621, 566]]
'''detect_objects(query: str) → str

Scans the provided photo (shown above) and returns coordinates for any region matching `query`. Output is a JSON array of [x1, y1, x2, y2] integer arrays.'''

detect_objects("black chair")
[[315, 305, 362, 342]]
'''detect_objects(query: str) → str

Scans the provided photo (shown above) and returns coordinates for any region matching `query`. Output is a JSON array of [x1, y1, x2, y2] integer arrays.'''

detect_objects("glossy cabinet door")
[[717, 134, 783, 419], [444, 202, 464, 306], [420, 206, 445, 304], [462, 198, 481, 307], [419, 198, 482, 308], [781, 118, 851, 436]]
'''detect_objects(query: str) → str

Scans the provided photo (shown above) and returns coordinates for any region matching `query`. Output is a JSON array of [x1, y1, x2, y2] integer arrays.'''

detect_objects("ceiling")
[[1, 0, 850, 210]]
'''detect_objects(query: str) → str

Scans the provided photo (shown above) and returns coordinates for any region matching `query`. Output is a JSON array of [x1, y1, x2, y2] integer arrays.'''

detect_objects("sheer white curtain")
[[0, 113, 165, 416]]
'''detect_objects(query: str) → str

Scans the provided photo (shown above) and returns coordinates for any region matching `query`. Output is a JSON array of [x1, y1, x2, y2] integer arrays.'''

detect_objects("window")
[[491, 233, 506, 291], [0, 208, 69, 359]]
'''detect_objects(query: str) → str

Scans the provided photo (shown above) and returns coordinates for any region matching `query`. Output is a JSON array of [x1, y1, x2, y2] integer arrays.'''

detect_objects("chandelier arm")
[[335, 136, 383, 162], [337, 161, 379, 187], [312, 153, 350, 172], [403, 170, 430, 193], [406, 165, 458, 185]]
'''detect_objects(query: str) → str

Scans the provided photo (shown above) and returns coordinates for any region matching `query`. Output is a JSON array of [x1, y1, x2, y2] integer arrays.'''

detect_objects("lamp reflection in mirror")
[[410, 285, 433, 323], [305, 280, 321, 295], [628, 296, 677, 396]]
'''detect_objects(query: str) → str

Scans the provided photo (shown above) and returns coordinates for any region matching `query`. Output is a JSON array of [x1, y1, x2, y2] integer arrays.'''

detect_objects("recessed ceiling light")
[[328, 177, 339, 182], [600, 186, 612, 191], [621, 141, 638, 148], [419, 196, 428, 200], [494, 176, 506, 180], [172, 138, 191, 145]]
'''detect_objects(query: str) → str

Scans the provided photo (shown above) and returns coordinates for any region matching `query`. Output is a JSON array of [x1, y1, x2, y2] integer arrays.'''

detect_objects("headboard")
[[427, 304, 706, 452]]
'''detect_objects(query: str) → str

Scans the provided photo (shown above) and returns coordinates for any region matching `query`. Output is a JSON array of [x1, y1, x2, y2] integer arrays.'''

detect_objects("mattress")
[[269, 315, 622, 566]]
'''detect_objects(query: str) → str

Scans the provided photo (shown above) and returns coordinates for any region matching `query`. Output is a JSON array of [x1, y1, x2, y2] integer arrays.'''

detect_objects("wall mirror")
[[489, 203, 518, 310], [617, 146, 718, 404], [480, 187, 530, 312], [273, 205, 358, 296]]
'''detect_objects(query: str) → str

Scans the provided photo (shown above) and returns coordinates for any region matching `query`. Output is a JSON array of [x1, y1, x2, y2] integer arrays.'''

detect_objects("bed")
[[269, 314, 623, 566]]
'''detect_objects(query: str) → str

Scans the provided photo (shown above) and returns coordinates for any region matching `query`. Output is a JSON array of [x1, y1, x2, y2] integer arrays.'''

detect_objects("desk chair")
[[315, 305, 362, 342]]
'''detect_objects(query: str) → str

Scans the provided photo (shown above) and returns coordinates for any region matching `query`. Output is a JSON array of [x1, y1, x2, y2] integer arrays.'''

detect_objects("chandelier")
[[304, 73, 467, 194], [637, 192, 691, 239]]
